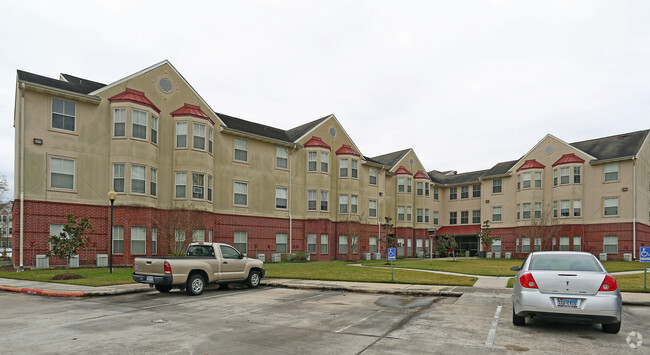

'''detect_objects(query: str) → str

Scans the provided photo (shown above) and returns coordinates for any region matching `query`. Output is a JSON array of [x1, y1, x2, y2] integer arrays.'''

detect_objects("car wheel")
[[602, 321, 621, 334], [246, 270, 261, 288], [186, 274, 205, 296], [155, 284, 172, 293], [512, 307, 525, 326]]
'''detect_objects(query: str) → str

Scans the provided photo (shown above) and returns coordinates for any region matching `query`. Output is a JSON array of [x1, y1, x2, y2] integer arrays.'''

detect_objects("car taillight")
[[599, 275, 618, 292], [519, 273, 538, 289], [164, 261, 172, 275]]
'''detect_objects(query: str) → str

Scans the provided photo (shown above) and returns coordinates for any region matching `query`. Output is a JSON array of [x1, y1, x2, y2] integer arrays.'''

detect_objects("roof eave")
[[220, 127, 302, 148], [588, 156, 637, 165], [19, 80, 101, 104]]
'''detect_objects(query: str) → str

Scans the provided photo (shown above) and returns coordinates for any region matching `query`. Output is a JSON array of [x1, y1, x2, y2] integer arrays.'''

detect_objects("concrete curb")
[[0, 285, 83, 298], [261, 280, 464, 298]]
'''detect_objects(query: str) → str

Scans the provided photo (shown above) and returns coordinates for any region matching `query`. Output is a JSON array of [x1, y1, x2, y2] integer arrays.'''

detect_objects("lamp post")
[[107, 189, 117, 274]]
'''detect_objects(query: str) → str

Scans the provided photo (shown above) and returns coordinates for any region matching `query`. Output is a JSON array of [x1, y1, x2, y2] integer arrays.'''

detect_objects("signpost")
[[388, 247, 396, 281], [640, 247, 650, 290]]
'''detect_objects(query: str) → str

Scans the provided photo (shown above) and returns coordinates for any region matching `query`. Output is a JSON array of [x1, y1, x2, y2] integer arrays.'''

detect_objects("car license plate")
[[557, 298, 578, 308], [145, 275, 154, 283]]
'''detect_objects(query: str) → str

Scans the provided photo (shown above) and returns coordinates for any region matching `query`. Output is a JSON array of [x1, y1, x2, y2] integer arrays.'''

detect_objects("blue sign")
[[388, 248, 396, 261], [641, 247, 650, 262]]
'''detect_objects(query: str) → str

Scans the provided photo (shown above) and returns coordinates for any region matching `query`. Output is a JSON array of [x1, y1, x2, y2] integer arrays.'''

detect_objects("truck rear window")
[[187, 245, 215, 257]]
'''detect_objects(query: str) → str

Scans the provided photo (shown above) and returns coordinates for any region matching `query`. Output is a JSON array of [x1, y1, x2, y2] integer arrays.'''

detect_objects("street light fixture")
[[107, 189, 117, 274]]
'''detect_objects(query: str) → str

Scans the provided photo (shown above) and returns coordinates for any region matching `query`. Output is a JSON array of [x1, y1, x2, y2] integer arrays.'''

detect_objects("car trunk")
[[533, 271, 605, 296]]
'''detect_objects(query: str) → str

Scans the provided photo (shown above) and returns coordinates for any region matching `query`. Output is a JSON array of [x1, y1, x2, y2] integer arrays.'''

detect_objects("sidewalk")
[[1, 276, 650, 306]]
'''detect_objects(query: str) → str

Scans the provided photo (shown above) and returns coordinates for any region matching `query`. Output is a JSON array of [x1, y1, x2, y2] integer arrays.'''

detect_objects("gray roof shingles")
[[17, 70, 105, 95], [570, 130, 649, 162]]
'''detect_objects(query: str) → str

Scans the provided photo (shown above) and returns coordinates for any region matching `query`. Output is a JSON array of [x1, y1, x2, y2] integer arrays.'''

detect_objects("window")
[[492, 179, 502, 194], [604, 197, 619, 216], [174, 229, 185, 253], [515, 238, 519, 253], [516, 204, 520, 220], [308, 190, 317, 211], [150, 168, 157, 197], [207, 176, 213, 202], [416, 239, 423, 254], [461, 186, 469, 199], [132, 109, 147, 140], [176, 122, 187, 148], [339, 158, 349, 177], [276, 147, 288, 169], [560, 167, 570, 185], [406, 238, 411, 256], [449, 212, 457, 225], [234, 182, 248, 206], [275, 187, 288, 209], [208, 127, 213, 154], [406, 206, 412, 221], [573, 166, 581, 184], [473, 184, 481, 198], [522, 237, 530, 253], [51, 98, 75, 131], [152, 228, 157, 255], [604, 163, 619, 182], [522, 203, 531, 219], [339, 194, 348, 214], [534, 171, 542, 188], [559, 236, 570, 251], [151, 116, 158, 144], [192, 173, 205, 199], [416, 181, 424, 196], [369, 236, 377, 253], [339, 235, 348, 254], [449, 187, 457, 200], [573, 200, 582, 217], [175, 172, 186, 199], [433, 211, 439, 225], [552, 237, 557, 251], [516, 174, 520, 190], [434, 187, 439, 200], [50, 157, 74, 190], [351, 236, 359, 254], [553, 169, 558, 186], [49, 224, 67, 250], [321, 234, 328, 254], [603, 236, 618, 254], [112, 226, 124, 254], [472, 210, 481, 224], [307, 234, 317, 254], [534, 202, 542, 219], [370, 168, 377, 185], [113, 108, 126, 137], [351, 159, 358, 178], [407, 178, 412, 193], [320, 190, 329, 211], [113, 163, 125, 192], [131, 226, 146, 254], [425, 208, 430, 223], [492, 206, 502, 222], [573, 236, 581, 251], [416, 208, 424, 223], [425, 183, 430, 197], [320, 151, 329, 173], [398, 206, 405, 221], [131, 165, 146, 194], [522, 172, 531, 189], [234, 231, 248, 254], [492, 239, 501, 253], [234, 138, 248, 162], [460, 211, 468, 224], [553, 201, 558, 218], [276, 233, 287, 253], [308, 151, 318, 172], [398, 177, 406, 193], [350, 195, 358, 214], [369, 199, 377, 218], [193, 123, 206, 150], [534, 238, 541, 252], [560, 200, 570, 217], [397, 238, 404, 256], [221, 245, 241, 259]]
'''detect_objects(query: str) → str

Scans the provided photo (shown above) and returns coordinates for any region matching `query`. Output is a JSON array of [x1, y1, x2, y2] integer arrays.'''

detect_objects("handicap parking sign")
[[388, 248, 396, 261], [641, 247, 650, 262]]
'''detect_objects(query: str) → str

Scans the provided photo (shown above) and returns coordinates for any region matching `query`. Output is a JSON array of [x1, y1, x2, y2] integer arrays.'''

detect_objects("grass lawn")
[[360, 258, 524, 277], [0, 267, 135, 287]]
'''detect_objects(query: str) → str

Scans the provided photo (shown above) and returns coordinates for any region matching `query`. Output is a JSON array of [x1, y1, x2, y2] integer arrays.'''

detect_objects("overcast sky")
[[1, 0, 649, 201]]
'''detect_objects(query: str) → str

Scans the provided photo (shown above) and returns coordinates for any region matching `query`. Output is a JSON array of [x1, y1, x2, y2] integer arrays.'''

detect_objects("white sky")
[[1, 0, 649, 201]]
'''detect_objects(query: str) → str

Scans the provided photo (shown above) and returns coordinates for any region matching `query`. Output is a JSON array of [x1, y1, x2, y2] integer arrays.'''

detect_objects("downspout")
[[288, 144, 297, 254], [19, 82, 25, 270], [633, 158, 637, 259]]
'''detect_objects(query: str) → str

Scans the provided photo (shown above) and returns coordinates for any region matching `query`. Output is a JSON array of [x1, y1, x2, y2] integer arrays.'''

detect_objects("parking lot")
[[1, 286, 646, 354]]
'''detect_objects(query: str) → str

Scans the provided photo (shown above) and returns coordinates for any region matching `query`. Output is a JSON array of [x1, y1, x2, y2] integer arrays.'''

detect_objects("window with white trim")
[[522, 172, 531, 189], [52, 98, 75, 131], [234, 138, 248, 162], [534, 237, 541, 252], [472, 210, 481, 224], [113, 163, 125, 192], [560, 167, 570, 185], [50, 157, 75, 190], [339, 235, 348, 254], [234, 182, 248, 206], [192, 173, 205, 199], [449, 211, 457, 225], [573, 236, 581, 251], [131, 226, 146, 254], [406, 206, 412, 222], [321, 234, 328, 254], [339, 194, 348, 214], [534, 202, 542, 219], [407, 177, 412, 193], [275, 187, 288, 209], [113, 108, 126, 137], [603, 235, 618, 254], [339, 158, 349, 177], [308, 151, 317, 172], [131, 165, 146, 194], [559, 236, 570, 251], [449, 187, 457, 200], [307, 234, 317, 254], [461, 186, 469, 199], [553, 169, 558, 186], [425, 209, 430, 223], [398, 206, 405, 221], [560, 200, 570, 217], [398, 177, 406, 193], [276, 147, 288, 169], [369, 167, 377, 185], [472, 184, 481, 198], [308, 190, 317, 211], [604, 197, 619, 216], [175, 172, 186, 199], [369, 236, 377, 253], [174, 229, 185, 253], [460, 210, 468, 224], [151, 116, 158, 144], [350, 195, 358, 214], [132, 109, 147, 140], [534, 171, 542, 188], [276, 233, 287, 253], [416, 181, 424, 196], [176, 122, 187, 148], [351, 159, 358, 178], [522, 203, 531, 219], [573, 200, 581, 217], [152, 228, 157, 255], [320, 151, 329, 173], [207, 175, 213, 202], [112, 226, 124, 254], [492, 178, 502, 194], [369, 199, 377, 218], [320, 190, 328, 211], [234, 231, 248, 254], [522, 237, 530, 253], [492, 239, 501, 253], [604, 163, 619, 182], [208, 127, 213, 153], [433, 211, 439, 225], [492, 206, 502, 222], [416, 208, 423, 223], [193, 123, 206, 150], [573, 166, 581, 184]]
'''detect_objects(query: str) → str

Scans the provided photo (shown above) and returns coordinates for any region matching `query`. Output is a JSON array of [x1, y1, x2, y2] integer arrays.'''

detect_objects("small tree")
[[47, 214, 93, 275], [521, 207, 561, 251], [477, 220, 494, 257], [380, 217, 398, 258], [437, 233, 458, 261]]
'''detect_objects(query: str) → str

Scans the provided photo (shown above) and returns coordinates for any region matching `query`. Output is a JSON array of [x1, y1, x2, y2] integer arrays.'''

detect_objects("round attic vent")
[[544, 144, 554, 155], [329, 127, 337, 138], [159, 78, 173, 93]]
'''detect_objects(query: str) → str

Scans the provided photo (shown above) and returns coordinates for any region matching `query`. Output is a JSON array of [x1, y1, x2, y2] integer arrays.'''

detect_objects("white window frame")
[[131, 226, 146, 255], [573, 200, 582, 217], [492, 206, 502, 222], [308, 190, 317, 211], [276, 233, 287, 253], [275, 187, 288, 209], [234, 231, 248, 254], [175, 172, 187, 199], [176, 122, 188, 148], [192, 173, 205, 200], [321, 234, 328, 254], [234, 181, 248, 206], [151, 116, 158, 144], [350, 195, 358, 214], [276, 147, 288, 169], [320, 151, 329, 173], [308, 151, 318, 172], [150, 168, 157, 197], [604, 162, 619, 182], [132, 109, 147, 140], [193, 122, 206, 150], [307, 234, 317, 254], [113, 108, 126, 137], [131, 164, 146, 194], [51, 98, 76, 132], [234, 138, 248, 162], [369, 167, 377, 185], [112, 226, 124, 254], [152, 227, 157, 255], [339, 194, 348, 214], [339, 158, 349, 178], [339, 235, 348, 254], [603, 235, 618, 254], [369, 199, 377, 218], [320, 190, 329, 211], [113, 163, 125, 193], [604, 197, 619, 216], [492, 178, 502, 194], [50, 157, 75, 190]]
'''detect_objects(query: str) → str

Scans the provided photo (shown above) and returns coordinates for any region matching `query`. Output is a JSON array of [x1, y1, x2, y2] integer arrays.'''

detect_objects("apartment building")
[[0, 201, 12, 248], [10, 60, 650, 268]]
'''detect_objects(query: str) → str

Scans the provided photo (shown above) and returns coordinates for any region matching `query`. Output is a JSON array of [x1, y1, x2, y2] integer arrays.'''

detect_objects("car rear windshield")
[[187, 245, 215, 257], [529, 254, 603, 272]]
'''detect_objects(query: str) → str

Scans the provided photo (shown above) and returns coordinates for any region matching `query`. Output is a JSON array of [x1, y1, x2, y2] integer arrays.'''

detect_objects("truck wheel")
[[246, 270, 261, 288], [187, 274, 205, 296], [155, 284, 172, 293]]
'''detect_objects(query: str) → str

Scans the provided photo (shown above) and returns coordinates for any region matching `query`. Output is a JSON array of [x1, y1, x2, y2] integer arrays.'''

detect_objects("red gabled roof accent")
[[170, 103, 214, 124], [436, 225, 481, 235], [335, 144, 360, 156], [552, 153, 585, 167], [413, 170, 430, 180], [108, 88, 160, 113], [304, 136, 331, 150], [394, 166, 412, 175], [516, 159, 545, 172]]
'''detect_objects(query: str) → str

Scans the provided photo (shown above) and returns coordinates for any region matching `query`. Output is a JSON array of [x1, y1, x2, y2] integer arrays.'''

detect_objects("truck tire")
[[155, 284, 172, 293], [187, 274, 205, 296], [246, 270, 261, 288]]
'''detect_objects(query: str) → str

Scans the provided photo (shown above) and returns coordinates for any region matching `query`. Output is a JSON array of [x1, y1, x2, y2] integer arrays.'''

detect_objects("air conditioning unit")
[[36, 255, 49, 269], [96, 254, 108, 267], [374, 253, 382, 260], [255, 253, 265, 262], [363, 253, 371, 260], [505, 252, 512, 259], [494, 252, 502, 259], [271, 253, 282, 263], [486, 252, 493, 259], [623, 253, 632, 262], [68, 255, 79, 268], [600, 253, 608, 261]]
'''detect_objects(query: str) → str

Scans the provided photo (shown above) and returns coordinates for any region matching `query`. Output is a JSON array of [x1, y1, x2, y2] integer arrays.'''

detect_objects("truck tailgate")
[[134, 258, 166, 276]]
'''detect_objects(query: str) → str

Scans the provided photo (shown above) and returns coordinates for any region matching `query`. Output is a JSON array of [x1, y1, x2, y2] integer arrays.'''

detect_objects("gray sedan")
[[510, 251, 622, 333]]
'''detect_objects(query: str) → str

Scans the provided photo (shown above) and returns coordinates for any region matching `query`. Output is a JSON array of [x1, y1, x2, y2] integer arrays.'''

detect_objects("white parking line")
[[485, 305, 502, 347], [335, 309, 385, 333]]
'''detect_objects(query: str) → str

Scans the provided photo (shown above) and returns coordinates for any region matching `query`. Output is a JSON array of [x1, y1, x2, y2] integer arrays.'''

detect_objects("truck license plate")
[[145, 276, 154, 283], [557, 298, 577, 308]]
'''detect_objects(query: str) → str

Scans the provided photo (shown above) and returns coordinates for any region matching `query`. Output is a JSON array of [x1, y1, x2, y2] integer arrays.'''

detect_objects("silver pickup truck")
[[132, 242, 265, 296]]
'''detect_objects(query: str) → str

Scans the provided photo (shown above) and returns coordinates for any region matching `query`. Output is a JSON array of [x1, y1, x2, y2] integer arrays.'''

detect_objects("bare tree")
[[380, 217, 398, 256], [519, 207, 561, 251], [152, 206, 205, 256], [342, 214, 363, 261], [0, 174, 7, 203]]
